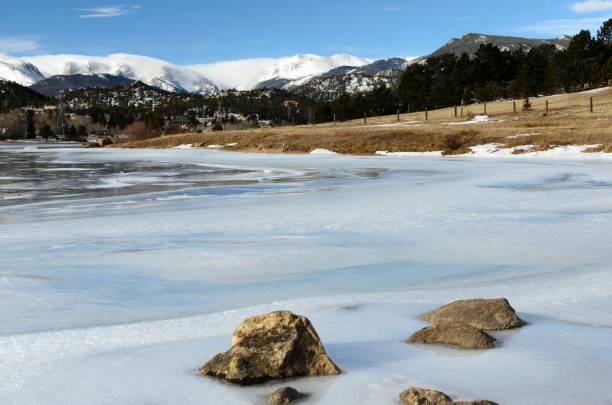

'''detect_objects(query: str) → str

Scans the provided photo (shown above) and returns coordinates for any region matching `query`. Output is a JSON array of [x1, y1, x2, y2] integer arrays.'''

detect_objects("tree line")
[[312, 20, 612, 122]]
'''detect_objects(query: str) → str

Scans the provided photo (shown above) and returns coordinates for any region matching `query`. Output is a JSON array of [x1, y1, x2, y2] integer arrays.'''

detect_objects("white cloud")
[[384, 6, 405, 12], [572, 1, 612, 13], [0, 36, 40, 54], [518, 17, 609, 35], [77, 5, 141, 18]]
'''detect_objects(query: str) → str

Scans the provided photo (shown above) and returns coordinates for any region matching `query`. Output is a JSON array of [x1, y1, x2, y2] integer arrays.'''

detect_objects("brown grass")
[[117, 87, 612, 155]]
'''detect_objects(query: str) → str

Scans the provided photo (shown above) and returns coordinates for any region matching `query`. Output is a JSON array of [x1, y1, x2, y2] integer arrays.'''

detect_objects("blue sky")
[[1, 0, 612, 63]]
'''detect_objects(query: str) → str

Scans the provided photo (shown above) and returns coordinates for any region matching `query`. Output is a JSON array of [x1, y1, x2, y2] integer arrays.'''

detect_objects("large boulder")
[[199, 311, 340, 385], [267, 387, 306, 404], [406, 321, 496, 349], [421, 298, 525, 330], [399, 387, 452, 405]]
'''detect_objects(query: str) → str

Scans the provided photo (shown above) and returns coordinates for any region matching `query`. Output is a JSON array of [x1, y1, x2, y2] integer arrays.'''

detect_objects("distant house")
[[169, 115, 198, 133]]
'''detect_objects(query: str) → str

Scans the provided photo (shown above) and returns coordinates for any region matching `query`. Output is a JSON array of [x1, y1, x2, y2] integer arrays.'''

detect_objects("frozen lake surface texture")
[[1, 144, 611, 404]]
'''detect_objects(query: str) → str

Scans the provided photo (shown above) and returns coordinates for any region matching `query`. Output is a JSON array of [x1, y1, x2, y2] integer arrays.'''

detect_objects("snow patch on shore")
[[447, 115, 503, 125], [310, 148, 338, 155], [376, 150, 443, 157]]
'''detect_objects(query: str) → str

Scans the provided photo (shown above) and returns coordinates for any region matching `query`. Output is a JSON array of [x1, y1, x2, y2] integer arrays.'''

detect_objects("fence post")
[[425, 107, 428, 120], [364, 112, 367, 125], [397, 109, 400, 123], [484, 102, 487, 115], [590, 97, 594, 113], [513, 101, 517, 114], [545, 100, 549, 116], [454, 105, 457, 118], [333, 113, 336, 125]]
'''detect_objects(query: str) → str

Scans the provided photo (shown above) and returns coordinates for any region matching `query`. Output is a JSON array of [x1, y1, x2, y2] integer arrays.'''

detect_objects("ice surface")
[[1, 145, 612, 404]]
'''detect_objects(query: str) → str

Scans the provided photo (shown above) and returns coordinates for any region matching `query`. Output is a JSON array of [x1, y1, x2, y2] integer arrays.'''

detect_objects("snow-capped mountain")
[[0, 53, 220, 95], [0, 59, 44, 86], [0, 53, 371, 95], [429, 33, 572, 58], [189, 54, 372, 90]]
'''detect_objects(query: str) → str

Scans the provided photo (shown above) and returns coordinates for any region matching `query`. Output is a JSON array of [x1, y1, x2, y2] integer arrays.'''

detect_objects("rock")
[[98, 137, 113, 147], [421, 298, 525, 330], [199, 311, 340, 385], [267, 387, 306, 404], [406, 321, 496, 349], [399, 388, 499, 405], [399, 387, 453, 405]]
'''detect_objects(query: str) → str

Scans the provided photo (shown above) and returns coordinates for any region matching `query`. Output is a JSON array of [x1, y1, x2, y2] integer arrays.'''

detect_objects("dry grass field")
[[118, 86, 612, 155]]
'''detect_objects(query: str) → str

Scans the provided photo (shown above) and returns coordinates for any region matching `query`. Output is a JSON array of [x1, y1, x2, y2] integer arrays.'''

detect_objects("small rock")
[[406, 321, 496, 349], [399, 387, 499, 405], [421, 298, 525, 330], [199, 311, 340, 385], [267, 387, 305, 405], [399, 387, 452, 405]]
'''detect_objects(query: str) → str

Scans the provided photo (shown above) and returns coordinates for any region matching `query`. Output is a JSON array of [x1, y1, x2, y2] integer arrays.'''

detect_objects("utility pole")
[[57, 91, 66, 140]]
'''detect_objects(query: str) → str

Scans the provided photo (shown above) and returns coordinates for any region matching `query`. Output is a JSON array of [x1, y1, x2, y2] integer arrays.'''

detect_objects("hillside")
[[31, 74, 135, 97], [0, 80, 50, 111], [290, 58, 410, 100], [119, 86, 612, 156]]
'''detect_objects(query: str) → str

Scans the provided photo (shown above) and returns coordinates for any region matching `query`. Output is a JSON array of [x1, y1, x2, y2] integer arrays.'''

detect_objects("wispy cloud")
[[572, 1, 612, 13], [518, 17, 609, 35], [0, 36, 40, 54], [77, 5, 141, 18], [384, 6, 405, 12]]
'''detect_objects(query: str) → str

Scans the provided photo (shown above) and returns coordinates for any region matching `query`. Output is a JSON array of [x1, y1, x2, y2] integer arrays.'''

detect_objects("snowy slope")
[[0, 59, 44, 86], [189, 54, 372, 90]]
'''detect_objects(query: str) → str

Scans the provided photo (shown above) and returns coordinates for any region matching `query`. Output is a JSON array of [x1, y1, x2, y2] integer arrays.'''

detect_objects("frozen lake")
[[1, 144, 611, 404]]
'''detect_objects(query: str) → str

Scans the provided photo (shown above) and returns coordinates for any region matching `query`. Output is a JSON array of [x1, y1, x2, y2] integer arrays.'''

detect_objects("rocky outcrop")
[[199, 311, 340, 385], [399, 387, 453, 405], [267, 387, 306, 404], [421, 298, 525, 330], [399, 387, 499, 405], [406, 321, 496, 349]]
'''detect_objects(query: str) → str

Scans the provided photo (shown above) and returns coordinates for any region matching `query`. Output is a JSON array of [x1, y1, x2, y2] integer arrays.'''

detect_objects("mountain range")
[[0, 33, 574, 99]]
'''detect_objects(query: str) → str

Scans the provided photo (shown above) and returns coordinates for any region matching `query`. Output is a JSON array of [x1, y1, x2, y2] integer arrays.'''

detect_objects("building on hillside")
[[22, 105, 58, 114], [168, 115, 198, 133]]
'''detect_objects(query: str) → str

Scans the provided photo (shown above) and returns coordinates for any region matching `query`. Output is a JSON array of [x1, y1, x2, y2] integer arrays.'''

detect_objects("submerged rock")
[[399, 387, 499, 405], [399, 387, 453, 405], [406, 321, 496, 349], [421, 298, 525, 330], [267, 387, 306, 404], [199, 311, 340, 385]]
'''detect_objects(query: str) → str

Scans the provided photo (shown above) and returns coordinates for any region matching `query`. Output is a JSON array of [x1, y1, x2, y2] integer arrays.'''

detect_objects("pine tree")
[[39, 124, 54, 140], [598, 19, 612, 46], [77, 125, 88, 139], [26, 110, 36, 139]]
